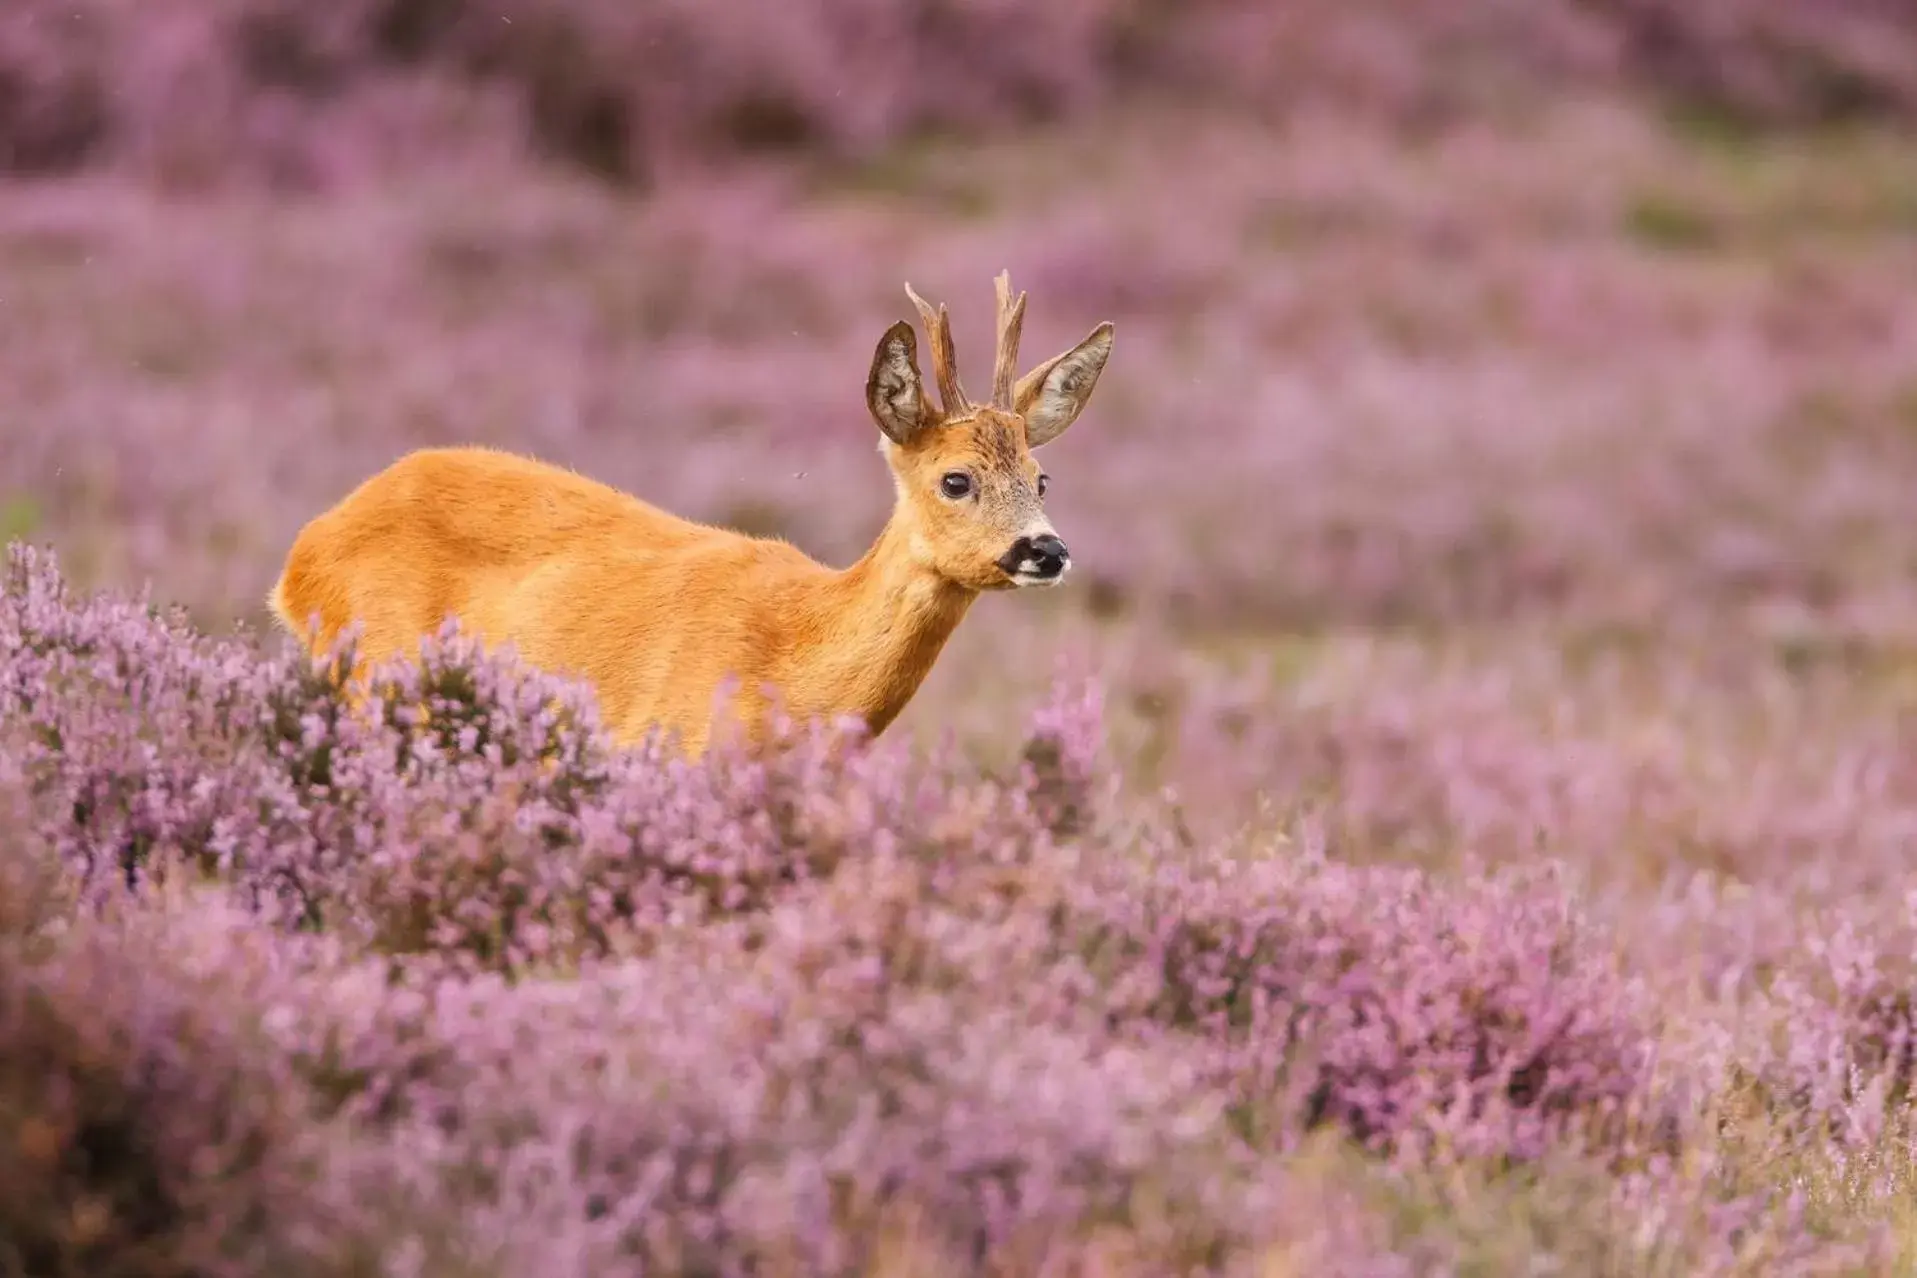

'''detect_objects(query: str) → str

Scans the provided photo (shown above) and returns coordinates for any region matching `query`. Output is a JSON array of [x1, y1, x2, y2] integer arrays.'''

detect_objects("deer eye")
[[940, 472, 973, 500], [1036, 474, 1050, 498]]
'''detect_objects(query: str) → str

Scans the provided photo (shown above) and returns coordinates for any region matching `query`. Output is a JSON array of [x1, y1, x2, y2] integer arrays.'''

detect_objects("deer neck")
[[788, 513, 976, 737]]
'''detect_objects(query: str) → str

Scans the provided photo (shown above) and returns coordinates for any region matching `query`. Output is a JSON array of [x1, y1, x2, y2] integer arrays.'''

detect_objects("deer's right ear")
[[867, 320, 930, 445]]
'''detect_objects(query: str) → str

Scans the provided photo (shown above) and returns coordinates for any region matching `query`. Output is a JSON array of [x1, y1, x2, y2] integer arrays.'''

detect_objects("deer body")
[[270, 273, 1113, 757]]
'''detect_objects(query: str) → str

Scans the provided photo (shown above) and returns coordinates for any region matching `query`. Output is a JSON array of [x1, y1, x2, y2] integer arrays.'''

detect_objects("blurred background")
[[6, 0, 1917, 760]]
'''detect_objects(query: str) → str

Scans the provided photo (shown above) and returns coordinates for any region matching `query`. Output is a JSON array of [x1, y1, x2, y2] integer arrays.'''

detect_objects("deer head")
[[864, 271, 1114, 593]]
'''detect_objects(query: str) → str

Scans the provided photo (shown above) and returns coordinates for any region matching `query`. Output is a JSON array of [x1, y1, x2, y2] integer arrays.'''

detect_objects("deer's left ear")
[[1015, 322, 1114, 447]]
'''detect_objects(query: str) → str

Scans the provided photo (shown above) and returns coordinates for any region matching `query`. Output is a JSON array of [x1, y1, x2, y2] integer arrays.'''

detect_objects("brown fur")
[[269, 273, 1114, 758]]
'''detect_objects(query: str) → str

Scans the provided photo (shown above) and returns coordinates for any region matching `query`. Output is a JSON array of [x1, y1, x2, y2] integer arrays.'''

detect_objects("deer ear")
[[867, 320, 931, 445], [1015, 322, 1113, 448]]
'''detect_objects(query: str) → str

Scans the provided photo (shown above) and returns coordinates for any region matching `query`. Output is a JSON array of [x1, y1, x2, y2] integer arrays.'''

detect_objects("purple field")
[[12, 3, 1917, 1274]]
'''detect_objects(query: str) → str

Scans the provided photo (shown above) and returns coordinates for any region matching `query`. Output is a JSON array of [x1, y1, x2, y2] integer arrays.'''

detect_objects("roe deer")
[[268, 271, 1115, 758]]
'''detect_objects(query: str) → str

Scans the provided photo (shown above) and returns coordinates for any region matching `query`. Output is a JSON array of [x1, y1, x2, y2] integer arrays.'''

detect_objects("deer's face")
[[864, 274, 1113, 595], [888, 409, 1067, 592]]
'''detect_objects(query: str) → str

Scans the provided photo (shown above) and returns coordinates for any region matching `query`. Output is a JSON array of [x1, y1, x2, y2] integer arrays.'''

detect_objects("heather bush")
[[8, 544, 1795, 1269], [1725, 908, 1917, 1156], [7, 0, 1917, 186], [1096, 847, 1661, 1165], [3, 543, 1112, 973], [266, 843, 1661, 1271], [276, 944, 1284, 1272], [0, 848, 389, 1277]]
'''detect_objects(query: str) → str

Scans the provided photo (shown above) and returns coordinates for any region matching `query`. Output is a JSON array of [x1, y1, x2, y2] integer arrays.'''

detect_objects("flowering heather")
[[10, 102, 1917, 647], [6, 0, 1917, 185], [9, 14, 1917, 1265], [10, 544, 1905, 1270], [0, 858, 397, 1278]]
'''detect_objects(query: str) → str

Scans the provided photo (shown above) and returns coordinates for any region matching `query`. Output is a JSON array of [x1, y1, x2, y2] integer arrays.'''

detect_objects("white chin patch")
[[1011, 561, 1070, 587]]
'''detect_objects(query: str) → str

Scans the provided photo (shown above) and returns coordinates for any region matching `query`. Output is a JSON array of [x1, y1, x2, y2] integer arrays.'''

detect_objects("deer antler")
[[903, 283, 968, 418], [991, 269, 1027, 410]]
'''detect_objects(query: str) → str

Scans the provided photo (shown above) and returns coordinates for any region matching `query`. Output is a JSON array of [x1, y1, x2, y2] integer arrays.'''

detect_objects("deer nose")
[[1029, 534, 1070, 573], [1002, 533, 1071, 580]]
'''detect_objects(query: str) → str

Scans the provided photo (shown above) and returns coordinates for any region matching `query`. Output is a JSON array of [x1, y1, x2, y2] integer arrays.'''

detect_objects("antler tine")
[[991, 269, 1027, 410], [902, 282, 968, 416]]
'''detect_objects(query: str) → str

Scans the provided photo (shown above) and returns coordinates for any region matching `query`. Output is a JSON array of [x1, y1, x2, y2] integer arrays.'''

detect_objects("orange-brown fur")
[[269, 272, 1114, 758]]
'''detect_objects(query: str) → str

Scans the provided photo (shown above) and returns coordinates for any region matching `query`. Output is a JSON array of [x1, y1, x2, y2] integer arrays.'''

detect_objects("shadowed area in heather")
[[10, 2, 1917, 1273]]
